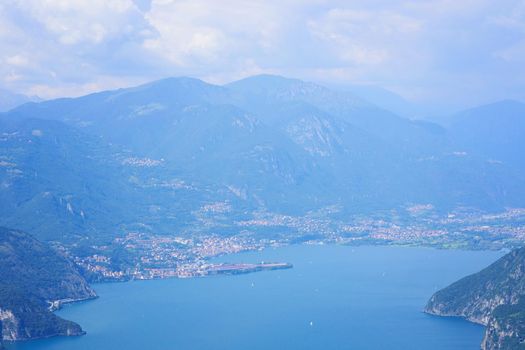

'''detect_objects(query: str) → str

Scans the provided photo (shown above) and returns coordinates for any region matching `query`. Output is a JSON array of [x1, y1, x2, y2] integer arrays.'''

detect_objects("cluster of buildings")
[[69, 207, 525, 281], [72, 232, 265, 281], [121, 157, 163, 167]]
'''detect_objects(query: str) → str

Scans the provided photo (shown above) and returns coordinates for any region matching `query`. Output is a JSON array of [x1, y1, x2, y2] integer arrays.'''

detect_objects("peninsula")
[[425, 247, 525, 349], [206, 262, 293, 276]]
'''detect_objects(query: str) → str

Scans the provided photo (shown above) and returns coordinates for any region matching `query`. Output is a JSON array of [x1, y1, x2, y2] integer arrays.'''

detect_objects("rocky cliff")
[[0, 227, 96, 341], [425, 247, 525, 349], [481, 300, 525, 350]]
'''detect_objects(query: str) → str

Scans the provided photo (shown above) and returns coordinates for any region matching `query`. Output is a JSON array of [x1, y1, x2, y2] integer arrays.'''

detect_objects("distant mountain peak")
[[455, 99, 525, 117], [226, 74, 307, 95], [0, 88, 42, 112], [227, 74, 370, 110], [229, 74, 301, 85], [145, 76, 211, 87], [125, 76, 221, 95], [96, 76, 228, 108]]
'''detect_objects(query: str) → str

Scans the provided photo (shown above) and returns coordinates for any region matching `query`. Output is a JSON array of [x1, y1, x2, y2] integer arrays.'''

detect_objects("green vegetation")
[[426, 248, 525, 322], [0, 285, 84, 340], [426, 247, 525, 349], [0, 227, 96, 341], [2, 77, 525, 245], [485, 300, 525, 349]]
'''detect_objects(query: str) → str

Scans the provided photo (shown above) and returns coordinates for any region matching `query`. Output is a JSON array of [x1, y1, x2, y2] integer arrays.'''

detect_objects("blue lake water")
[[8, 245, 503, 350]]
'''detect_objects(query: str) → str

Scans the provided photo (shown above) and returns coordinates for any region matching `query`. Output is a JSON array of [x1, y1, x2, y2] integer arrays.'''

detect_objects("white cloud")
[[13, 0, 144, 45], [4, 71, 24, 83], [5, 55, 29, 67], [25, 75, 147, 100], [494, 40, 525, 62], [0, 0, 523, 109], [142, 0, 284, 67], [308, 9, 422, 65]]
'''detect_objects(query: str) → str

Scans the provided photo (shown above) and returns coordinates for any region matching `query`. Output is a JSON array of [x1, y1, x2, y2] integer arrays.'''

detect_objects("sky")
[[0, 0, 524, 113]]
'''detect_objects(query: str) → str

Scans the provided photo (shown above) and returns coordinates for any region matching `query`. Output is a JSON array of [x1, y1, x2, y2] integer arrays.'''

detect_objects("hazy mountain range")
[[0, 89, 41, 113], [1, 75, 524, 242]]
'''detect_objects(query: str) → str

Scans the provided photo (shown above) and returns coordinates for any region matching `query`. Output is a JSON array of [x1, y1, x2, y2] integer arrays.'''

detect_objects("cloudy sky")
[[1, 0, 524, 113]]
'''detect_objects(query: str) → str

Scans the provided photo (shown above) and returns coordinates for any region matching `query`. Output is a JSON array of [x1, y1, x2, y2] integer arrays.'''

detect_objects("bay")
[[8, 245, 503, 350]]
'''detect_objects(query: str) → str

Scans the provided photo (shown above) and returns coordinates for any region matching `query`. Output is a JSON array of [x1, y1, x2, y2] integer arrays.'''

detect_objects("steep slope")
[[227, 74, 447, 154], [448, 100, 525, 173], [0, 118, 144, 242], [3, 78, 324, 212], [0, 89, 40, 113], [425, 247, 525, 349], [228, 75, 525, 210], [482, 300, 525, 350], [1, 75, 524, 235], [0, 116, 258, 242], [5, 77, 231, 154], [0, 227, 96, 341], [332, 83, 425, 119], [425, 247, 525, 324]]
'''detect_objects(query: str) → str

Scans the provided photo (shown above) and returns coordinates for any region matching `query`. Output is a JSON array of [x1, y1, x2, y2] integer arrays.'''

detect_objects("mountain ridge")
[[1, 75, 525, 242], [425, 247, 525, 349], [0, 227, 96, 341], [0, 89, 41, 113]]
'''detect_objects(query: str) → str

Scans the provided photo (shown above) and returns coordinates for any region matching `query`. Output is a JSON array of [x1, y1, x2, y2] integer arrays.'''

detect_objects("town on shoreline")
[[58, 207, 525, 282]]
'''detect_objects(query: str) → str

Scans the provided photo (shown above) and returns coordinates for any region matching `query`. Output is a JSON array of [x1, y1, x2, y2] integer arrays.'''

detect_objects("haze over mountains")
[[0, 89, 41, 113], [1, 75, 524, 243]]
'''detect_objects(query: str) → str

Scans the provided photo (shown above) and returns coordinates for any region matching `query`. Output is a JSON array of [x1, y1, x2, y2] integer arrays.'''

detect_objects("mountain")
[[0, 116, 252, 242], [326, 82, 427, 119], [0, 89, 41, 113], [225, 76, 525, 205], [448, 100, 525, 173], [3, 78, 312, 204], [425, 247, 525, 349], [0, 227, 96, 341], [1, 75, 525, 242], [483, 299, 525, 349], [0, 117, 146, 242]]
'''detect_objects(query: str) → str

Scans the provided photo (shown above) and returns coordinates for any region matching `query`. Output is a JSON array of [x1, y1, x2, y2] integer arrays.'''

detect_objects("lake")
[[8, 245, 503, 350]]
